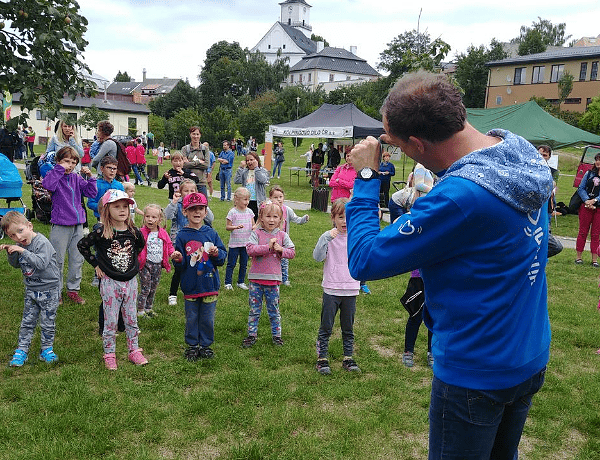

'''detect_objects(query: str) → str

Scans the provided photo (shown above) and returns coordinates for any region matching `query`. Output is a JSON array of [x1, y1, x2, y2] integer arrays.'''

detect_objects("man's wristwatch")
[[357, 168, 379, 180]]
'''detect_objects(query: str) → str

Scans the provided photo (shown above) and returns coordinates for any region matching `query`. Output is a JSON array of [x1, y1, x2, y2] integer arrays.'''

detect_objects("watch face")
[[361, 168, 373, 179]]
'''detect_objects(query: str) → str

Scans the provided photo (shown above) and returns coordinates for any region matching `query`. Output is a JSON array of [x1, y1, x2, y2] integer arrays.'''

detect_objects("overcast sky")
[[77, 0, 599, 85]]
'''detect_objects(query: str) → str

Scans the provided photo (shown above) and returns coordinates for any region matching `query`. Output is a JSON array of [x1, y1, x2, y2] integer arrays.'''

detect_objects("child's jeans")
[[137, 261, 162, 312], [225, 246, 248, 285], [184, 297, 217, 347], [17, 287, 59, 353], [247, 282, 281, 337]]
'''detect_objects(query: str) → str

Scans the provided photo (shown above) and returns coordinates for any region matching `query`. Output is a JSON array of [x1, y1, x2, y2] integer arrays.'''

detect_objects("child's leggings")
[[280, 258, 289, 283], [99, 277, 139, 354], [137, 261, 162, 312], [247, 282, 281, 337], [316, 293, 356, 359]]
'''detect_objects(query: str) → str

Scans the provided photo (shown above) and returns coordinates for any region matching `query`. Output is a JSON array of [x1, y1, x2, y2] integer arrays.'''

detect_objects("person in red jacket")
[[135, 138, 151, 186]]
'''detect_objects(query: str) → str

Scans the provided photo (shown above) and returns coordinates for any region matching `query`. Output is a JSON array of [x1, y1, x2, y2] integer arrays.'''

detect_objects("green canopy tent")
[[466, 101, 600, 149]]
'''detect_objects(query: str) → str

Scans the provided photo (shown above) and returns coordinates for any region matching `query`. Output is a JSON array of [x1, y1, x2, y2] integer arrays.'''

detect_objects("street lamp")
[[295, 96, 300, 154]]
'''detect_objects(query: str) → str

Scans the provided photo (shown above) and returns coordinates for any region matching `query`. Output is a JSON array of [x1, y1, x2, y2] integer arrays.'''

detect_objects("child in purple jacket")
[[42, 146, 97, 305]]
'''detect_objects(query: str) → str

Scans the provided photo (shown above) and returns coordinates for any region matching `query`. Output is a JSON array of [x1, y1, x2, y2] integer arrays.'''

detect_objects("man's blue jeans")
[[220, 168, 232, 201], [272, 159, 284, 177], [184, 298, 216, 348], [428, 367, 546, 459]]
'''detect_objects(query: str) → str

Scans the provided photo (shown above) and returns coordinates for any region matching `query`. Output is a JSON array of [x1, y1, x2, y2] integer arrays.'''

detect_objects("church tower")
[[279, 0, 312, 38]]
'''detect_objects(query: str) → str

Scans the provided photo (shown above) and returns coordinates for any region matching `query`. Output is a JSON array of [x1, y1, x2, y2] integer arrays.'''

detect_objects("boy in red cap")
[[172, 193, 227, 361]]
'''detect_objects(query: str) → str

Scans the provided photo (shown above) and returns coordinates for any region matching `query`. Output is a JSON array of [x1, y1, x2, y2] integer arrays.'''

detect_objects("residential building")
[[485, 46, 600, 112], [285, 46, 379, 93], [97, 69, 181, 104]]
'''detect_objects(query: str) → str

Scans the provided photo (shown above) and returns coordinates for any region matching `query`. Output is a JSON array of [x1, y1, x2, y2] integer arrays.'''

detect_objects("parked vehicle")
[[573, 145, 600, 187]]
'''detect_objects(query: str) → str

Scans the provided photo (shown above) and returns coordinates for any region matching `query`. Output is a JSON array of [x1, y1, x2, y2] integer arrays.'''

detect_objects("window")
[[290, 74, 294, 83], [514, 67, 526, 85], [329, 74, 334, 82], [346, 75, 351, 81], [591, 61, 599, 80], [580, 62, 588, 81], [550, 64, 564, 82], [564, 98, 582, 104], [268, 44, 271, 49], [35, 110, 44, 120], [128, 117, 137, 137], [299, 74, 303, 83], [496, 95, 503, 105], [532, 66, 545, 84], [282, 44, 286, 49], [68, 112, 77, 122], [308, 73, 311, 82]]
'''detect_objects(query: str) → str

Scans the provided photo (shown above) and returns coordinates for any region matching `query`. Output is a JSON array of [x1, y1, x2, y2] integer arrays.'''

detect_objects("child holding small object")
[[172, 193, 227, 361]]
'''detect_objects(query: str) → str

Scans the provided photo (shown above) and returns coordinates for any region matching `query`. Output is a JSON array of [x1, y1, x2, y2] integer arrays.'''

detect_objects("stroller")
[[24, 155, 52, 224], [0, 153, 27, 239]]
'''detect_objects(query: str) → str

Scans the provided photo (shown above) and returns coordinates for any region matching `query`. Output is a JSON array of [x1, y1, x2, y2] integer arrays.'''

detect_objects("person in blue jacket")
[[346, 71, 554, 460]]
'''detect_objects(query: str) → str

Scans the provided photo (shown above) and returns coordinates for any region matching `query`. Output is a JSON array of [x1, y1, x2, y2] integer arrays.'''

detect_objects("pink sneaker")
[[596, 348, 600, 355], [104, 352, 117, 370], [128, 348, 148, 366], [67, 291, 86, 305]]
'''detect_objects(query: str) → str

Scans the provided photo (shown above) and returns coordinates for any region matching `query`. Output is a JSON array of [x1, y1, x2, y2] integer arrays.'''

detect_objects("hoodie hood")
[[440, 129, 553, 214]]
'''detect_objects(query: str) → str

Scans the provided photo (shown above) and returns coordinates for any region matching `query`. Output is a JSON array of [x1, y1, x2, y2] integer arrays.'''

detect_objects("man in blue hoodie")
[[347, 71, 553, 459]]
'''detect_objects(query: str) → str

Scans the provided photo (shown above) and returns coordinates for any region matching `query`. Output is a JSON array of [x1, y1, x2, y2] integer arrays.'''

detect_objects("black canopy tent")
[[268, 103, 385, 139]]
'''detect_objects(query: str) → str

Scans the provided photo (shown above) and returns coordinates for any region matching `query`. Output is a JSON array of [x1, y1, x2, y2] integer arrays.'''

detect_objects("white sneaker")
[[283, 281, 291, 286], [137, 311, 146, 318], [82, 227, 90, 236], [236, 283, 249, 290], [168, 295, 177, 306], [225, 284, 233, 290]]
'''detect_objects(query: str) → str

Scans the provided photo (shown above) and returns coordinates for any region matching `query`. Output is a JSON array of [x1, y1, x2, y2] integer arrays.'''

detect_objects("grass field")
[[1, 143, 600, 459]]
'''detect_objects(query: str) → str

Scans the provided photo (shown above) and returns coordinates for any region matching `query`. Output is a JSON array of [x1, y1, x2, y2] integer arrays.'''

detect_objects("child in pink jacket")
[[242, 201, 295, 348], [329, 150, 356, 202]]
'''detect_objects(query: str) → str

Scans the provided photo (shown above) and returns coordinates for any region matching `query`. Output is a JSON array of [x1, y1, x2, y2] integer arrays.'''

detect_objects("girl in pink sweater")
[[313, 198, 361, 375], [329, 150, 356, 202], [242, 201, 295, 348]]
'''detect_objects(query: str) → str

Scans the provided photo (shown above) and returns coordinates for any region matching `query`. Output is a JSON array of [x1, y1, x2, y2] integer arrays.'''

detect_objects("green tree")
[[165, 108, 203, 149], [114, 71, 132, 82], [558, 71, 574, 104], [0, 0, 95, 123], [454, 39, 508, 108], [579, 96, 600, 134], [78, 105, 109, 131], [378, 30, 450, 79], [310, 34, 329, 47], [514, 17, 571, 46], [148, 80, 200, 119], [148, 113, 166, 145], [518, 29, 546, 56]]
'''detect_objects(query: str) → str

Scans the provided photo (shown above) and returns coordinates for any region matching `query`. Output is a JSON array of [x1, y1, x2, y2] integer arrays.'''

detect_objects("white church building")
[[250, 0, 380, 93]]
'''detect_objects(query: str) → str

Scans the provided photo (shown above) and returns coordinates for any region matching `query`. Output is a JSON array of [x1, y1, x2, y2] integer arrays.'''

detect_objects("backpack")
[[109, 138, 131, 178]]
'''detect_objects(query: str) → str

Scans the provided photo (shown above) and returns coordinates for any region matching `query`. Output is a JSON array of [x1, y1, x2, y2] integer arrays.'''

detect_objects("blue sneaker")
[[360, 284, 371, 294], [9, 349, 27, 367], [39, 347, 58, 363]]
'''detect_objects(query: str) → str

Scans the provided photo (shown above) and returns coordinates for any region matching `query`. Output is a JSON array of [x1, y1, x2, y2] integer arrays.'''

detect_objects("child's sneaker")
[[168, 295, 177, 306], [427, 351, 434, 369], [315, 359, 332, 375], [67, 291, 86, 304], [39, 347, 58, 363], [145, 309, 157, 318], [198, 347, 215, 359], [225, 284, 233, 290], [236, 283, 249, 290], [272, 336, 284, 346], [9, 349, 27, 367], [137, 310, 146, 318], [104, 352, 117, 370], [184, 346, 199, 362], [402, 351, 414, 368], [128, 348, 148, 366], [242, 335, 257, 348], [342, 357, 361, 373], [282, 281, 291, 287], [360, 284, 371, 294]]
